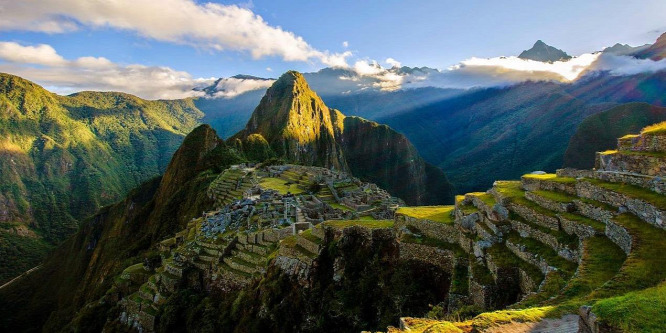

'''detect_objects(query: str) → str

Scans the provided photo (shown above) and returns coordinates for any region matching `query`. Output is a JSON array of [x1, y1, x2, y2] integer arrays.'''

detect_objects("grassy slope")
[[0, 73, 203, 283]]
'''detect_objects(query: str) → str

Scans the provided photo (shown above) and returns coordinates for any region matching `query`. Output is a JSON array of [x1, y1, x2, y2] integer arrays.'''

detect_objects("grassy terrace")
[[589, 213, 666, 299], [468, 192, 497, 207], [321, 219, 394, 229], [258, 177, 304, 194], [396, 205, 455, 224], [602, 149, 666, 158], [640, 121, 666, 135], [521, 173, 576, 184], [509, 211, 579, 248], [329, 202, 353, 211], [300, 229, 322, 244], [585, 178, 666, 210], [506, 233, 577, 276], [559, 211, 606, 233], [400, 307, 554, 333], [486, 244, 544, 289], [401, 233, 466, 257]]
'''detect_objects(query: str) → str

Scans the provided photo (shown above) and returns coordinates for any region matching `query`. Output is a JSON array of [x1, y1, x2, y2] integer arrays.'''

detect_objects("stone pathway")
[[483, 314, 579, 333]]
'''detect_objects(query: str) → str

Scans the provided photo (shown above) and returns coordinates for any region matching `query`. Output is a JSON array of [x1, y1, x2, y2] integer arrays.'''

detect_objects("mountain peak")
[[634, 31, 666, 60], [518, 40, 571, 62], [234, 70, 348, 170]]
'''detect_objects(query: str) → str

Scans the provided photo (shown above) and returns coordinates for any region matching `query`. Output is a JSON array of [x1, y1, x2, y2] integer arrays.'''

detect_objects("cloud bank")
[[0, 41, 214, 99], [210, 77, 275, 98], [339, 51, 666, 93], [0, 0, 350, 67]]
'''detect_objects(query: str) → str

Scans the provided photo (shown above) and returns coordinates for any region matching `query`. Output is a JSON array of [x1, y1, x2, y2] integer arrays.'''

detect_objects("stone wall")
[[605, 220, 632, 254], [521, 176, 576, 195], [399, 242, 457, 273], [576, 180, 666, 230], [394, 214, 461, 243], [595, 151, 666, 177], [509, 203, 560, 231], [505, 240, 551, 275], [558, 168, 666, 195]]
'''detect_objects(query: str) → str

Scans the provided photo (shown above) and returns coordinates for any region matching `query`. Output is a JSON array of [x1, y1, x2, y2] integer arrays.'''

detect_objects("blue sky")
[[0, 0, 664, 98]]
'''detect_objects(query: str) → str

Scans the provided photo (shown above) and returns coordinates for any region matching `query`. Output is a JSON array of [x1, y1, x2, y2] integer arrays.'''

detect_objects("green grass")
[[396, 205, 455, 224], [586, 178, 666, 210], [321, 219, 394, 229], [593, 281, 666, 333], [547, 236, 625, 309], [458, 203, 479, 215], [468, 192, 497, 207], [358, 215, 377, 220], [258, 177, 304, 195], [589, 213, 666, 299], [329, 203, 353, 211], [522, 174, 576, 184]]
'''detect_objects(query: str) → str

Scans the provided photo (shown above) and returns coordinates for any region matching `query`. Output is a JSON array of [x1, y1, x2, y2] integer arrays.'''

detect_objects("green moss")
[[450, 264, 469, 295], [300, 229, 322, 245], [396, 205, 455, 224], [471, 260, 494, 286]]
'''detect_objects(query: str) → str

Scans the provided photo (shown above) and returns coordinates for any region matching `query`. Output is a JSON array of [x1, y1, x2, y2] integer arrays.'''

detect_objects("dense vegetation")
[[0, 124, 244, 331], [0, 73, 203, 283]]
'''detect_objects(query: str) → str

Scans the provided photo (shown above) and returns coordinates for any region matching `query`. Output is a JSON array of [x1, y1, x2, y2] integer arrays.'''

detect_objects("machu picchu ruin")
[[98, 121, 666, 333]]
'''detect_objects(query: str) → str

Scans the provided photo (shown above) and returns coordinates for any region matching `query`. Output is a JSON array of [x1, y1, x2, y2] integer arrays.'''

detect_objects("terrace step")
[[575, 178, 666, 230], [596, 150, 666, 177]]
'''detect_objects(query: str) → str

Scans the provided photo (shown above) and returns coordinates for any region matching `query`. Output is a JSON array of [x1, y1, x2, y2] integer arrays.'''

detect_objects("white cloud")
[[0, 41, 214, 99], [211, 77, 274, 98], [586, 53, 666, 76], [0, 42, 66, 66], [0, 0, 349, 67], [385, 58, 401, 68], [266, 67, 273, 72], [342, 41, 349, 48]]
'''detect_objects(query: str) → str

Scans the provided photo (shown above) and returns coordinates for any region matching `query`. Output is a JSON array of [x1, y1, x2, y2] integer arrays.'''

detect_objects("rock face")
[[232, 71, 348, 171], [518, 40, 571, 62], [233, 71, 454, 205]]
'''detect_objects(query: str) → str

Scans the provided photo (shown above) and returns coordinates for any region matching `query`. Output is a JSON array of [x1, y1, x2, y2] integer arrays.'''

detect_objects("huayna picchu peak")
[[232, 71, 453, 206]]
